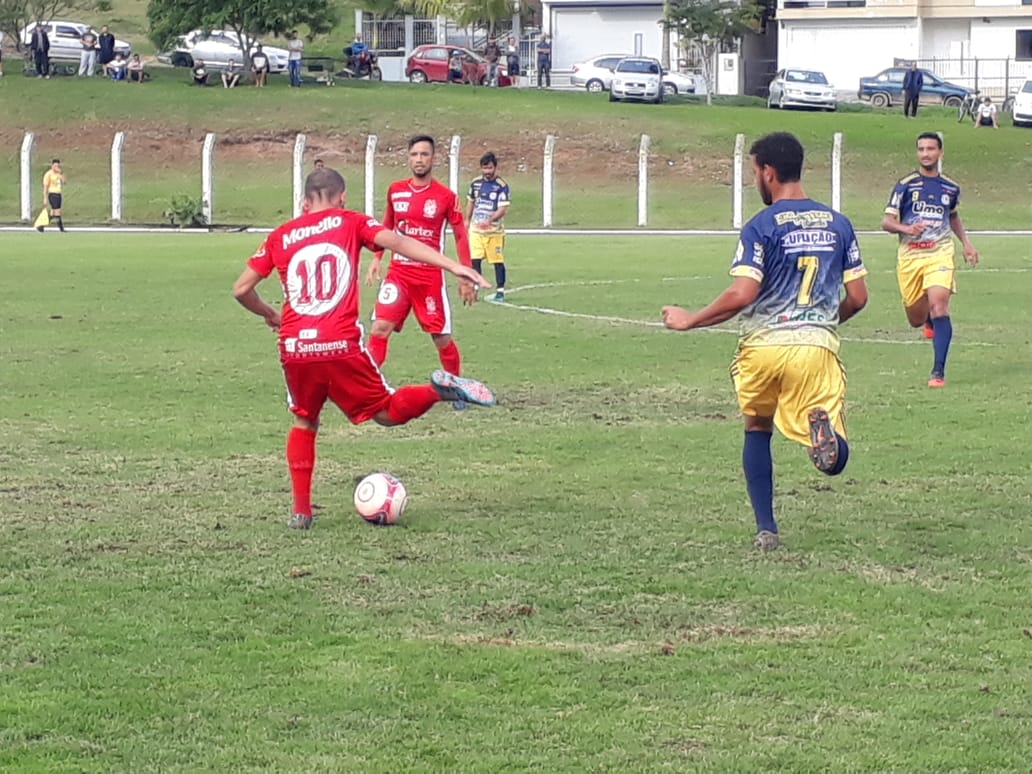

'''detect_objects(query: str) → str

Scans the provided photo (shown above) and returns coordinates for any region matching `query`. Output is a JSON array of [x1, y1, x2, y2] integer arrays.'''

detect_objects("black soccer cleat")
[[288, 513, 313, 530], [807, 408, 839, 473]]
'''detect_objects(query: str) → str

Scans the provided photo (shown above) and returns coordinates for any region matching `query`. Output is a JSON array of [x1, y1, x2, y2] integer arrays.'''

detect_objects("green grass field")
[[2, 232, 1031, 771]]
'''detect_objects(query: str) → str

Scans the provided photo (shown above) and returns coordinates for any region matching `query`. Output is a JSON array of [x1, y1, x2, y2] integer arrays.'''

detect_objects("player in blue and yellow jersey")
[[465, 151, 510, 302], [881, 132, 979, 388], [662, 132, 869, 551]]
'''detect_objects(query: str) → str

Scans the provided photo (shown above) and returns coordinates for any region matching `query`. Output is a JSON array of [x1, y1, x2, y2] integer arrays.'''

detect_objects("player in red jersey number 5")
[[233, 167, 496, 531]]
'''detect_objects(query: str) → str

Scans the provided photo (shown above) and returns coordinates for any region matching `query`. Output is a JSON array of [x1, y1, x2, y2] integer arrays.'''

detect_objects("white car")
[[159, 29, 289, 72], [571, 52, 696, 96], [20, 21, 132, 62], [609, 56, 663, 104], [570, 53, 626, 92], [767, 68, 837, 111], [1011, 80, 1032, 127]]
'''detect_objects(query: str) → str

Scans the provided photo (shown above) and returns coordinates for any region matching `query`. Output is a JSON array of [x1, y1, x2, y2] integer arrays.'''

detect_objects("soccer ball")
[[354, 473, 408, 525]]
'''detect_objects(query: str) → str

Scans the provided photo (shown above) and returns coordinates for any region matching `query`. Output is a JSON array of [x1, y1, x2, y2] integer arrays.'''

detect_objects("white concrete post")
[[542, 134, 557, 228], [448, 135, 461, 195], [292, 133, 307, 218], [111, 131, 126, 222], [637, 134, 650, 227], [831, 132, 843, 212], [732, 133, 745, 229], [364, 134, 378, 216], [20, 132, 35, 222], [201, 133, 216, 225]]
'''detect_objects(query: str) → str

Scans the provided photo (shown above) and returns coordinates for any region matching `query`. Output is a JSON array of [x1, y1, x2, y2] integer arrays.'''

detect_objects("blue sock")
[[494, 262, 506, 290], [743, 430, 777, 534], [473, 259, 483, 277], [931, 316, 952, 375], [825, 433, 850, 476]]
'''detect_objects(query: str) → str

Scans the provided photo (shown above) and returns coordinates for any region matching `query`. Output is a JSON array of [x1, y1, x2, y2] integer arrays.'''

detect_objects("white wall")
[[969, 17, 1032, 57], [778, 20, 917, 92], [922, 19, 971, 60]]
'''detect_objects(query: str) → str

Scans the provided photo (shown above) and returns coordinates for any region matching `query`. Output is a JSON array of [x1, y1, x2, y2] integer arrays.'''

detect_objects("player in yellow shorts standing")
[[661, 132, 869, 551], [881, 132, 979, 388], [465, 151, 510, 302], [40, 159, 66, 233]]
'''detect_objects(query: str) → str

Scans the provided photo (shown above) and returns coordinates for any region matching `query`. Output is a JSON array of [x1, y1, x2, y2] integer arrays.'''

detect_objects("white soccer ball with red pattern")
[[354, 473, 408, 525]]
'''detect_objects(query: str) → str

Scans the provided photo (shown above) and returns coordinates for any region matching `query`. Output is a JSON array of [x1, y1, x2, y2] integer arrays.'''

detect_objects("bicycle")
[[957, 90, 980, 123], [1001, 93, 1016, 114]]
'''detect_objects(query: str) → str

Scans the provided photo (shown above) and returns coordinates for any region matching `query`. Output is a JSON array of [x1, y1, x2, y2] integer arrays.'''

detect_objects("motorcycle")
[[339, 46, 382, 80]]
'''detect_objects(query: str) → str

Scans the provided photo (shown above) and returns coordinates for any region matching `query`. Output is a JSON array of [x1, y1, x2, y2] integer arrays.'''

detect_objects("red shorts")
[[283, 348, 394, 425], [373, 268, 452, 335]]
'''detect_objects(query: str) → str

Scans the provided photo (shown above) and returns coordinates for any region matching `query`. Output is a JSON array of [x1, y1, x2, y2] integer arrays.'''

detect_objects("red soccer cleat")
[[923, 322, 934, 340]]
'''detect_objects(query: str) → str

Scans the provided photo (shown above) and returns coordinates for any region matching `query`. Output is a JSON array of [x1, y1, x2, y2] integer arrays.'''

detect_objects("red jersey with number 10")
[[379, 179, 471, 275], [248, 208, 386, 362]]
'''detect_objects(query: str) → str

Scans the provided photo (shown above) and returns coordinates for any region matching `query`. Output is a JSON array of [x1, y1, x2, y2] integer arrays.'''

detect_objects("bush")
[[163, 195, 207, 227]]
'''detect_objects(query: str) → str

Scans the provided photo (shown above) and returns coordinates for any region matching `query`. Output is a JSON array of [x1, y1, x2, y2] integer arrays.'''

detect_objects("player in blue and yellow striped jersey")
[[881, 132, 980, 388], [662, 132, 869, 551], [465, 152, 510, 302]]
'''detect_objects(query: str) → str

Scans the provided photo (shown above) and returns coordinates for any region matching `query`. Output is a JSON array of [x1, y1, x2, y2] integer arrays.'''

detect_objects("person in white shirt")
[[288, 30, 303, 87], [975, 96, 998, 129]]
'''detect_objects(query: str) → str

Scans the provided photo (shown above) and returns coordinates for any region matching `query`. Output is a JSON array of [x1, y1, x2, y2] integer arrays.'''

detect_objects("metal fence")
[[906, 57, 1032, 99]]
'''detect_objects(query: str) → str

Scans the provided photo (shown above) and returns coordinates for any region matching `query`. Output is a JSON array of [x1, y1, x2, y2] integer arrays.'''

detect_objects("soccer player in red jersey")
[[233, 166, 495, 531], [365, 135, 477, 381]]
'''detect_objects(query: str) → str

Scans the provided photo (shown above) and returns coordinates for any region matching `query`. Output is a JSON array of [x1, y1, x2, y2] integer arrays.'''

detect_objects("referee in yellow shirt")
[[40, 159, 65, 232]]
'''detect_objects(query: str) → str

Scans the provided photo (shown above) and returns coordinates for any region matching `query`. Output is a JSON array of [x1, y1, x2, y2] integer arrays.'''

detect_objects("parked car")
[[767, 68, 837, 111], [20, 21, 131, 62], [609, 56, 663, 104], [570, 53, 626, 92], [858, 67, 971, 108], [1012, 80, 1032, 127], [158, 29, 288, 72], [405, 44, 510, 85], [572, 52, 696, 95]]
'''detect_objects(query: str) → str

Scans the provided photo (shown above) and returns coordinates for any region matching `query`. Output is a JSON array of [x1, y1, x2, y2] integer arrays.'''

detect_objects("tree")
[[662, 0, 762, 105], [147, 0, 338, 70], [0, 0, 99, 52]]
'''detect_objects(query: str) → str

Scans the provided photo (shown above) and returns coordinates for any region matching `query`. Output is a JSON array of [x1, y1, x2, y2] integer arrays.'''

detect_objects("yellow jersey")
[[43, 170, 64, 195]]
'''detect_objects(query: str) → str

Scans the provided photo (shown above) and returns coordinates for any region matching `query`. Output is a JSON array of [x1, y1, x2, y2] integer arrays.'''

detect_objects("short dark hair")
[[916, 131, 942, 149], [408, 134, 435, 150], [479, 151, 497, 167], [52, 158, 60, 164], [749, 132, 804, 183], [305, 167, 346, 200]]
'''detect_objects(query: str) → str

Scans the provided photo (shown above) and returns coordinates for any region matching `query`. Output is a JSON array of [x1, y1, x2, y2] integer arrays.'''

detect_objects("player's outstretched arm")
[[839, 277, 869, 325], [233, 267, 281, 330], [662, 277, 760, 331], [374, 231, 491, 289]]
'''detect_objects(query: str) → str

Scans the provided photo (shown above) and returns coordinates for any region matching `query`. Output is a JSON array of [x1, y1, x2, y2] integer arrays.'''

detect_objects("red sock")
[[437, 340, 462, 375], [368, 334, 389, 366], [286, 426, 317, 515], [386, 385, 440, 424]]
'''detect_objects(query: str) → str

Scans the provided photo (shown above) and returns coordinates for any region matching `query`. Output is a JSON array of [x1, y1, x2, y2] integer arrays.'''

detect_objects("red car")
[[405, 44, 512, 86]]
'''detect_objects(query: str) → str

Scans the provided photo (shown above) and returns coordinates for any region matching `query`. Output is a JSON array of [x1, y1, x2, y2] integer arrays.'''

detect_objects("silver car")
[[160, 29, 289, 72], [570, 53, 627, 92], [609, 56, 663, 104], [20, 21, 132, 62], [767, 68, 837, 111]]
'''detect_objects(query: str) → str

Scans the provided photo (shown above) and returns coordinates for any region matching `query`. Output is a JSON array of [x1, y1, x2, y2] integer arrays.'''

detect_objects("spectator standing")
[[223, 58, 241, 88], [0, 29, 5, 77], [78, 29, 97, 76], [975, 96, 999, 129], [506, 36, 520, 85], [288, 30, 303, 87], [536, 34, 552, 88], [98, 26, 116, 70], [483, 36, 501, 86], [127, 53, 144, 83], [251, 45, 270, 87], [30, 22, 50, 78], [902, 62, 923, 118]]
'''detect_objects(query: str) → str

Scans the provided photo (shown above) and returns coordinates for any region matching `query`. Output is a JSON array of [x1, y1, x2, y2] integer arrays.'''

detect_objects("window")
[[1017, 30, 1032, 60], [424, 47, 447, 61]]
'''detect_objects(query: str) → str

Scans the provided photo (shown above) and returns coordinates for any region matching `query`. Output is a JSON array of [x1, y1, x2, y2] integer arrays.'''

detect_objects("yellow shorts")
[[897, 256, 956, 309], [470, 231, 505, 264], [731, 344, 848, 446]]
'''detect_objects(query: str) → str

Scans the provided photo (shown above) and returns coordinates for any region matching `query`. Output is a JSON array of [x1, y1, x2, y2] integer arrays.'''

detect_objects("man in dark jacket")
[[483, 36, 501, 86], [30, 22, 50, 78], [98, 26, 116, 68], [902, 63, 923, 118]]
